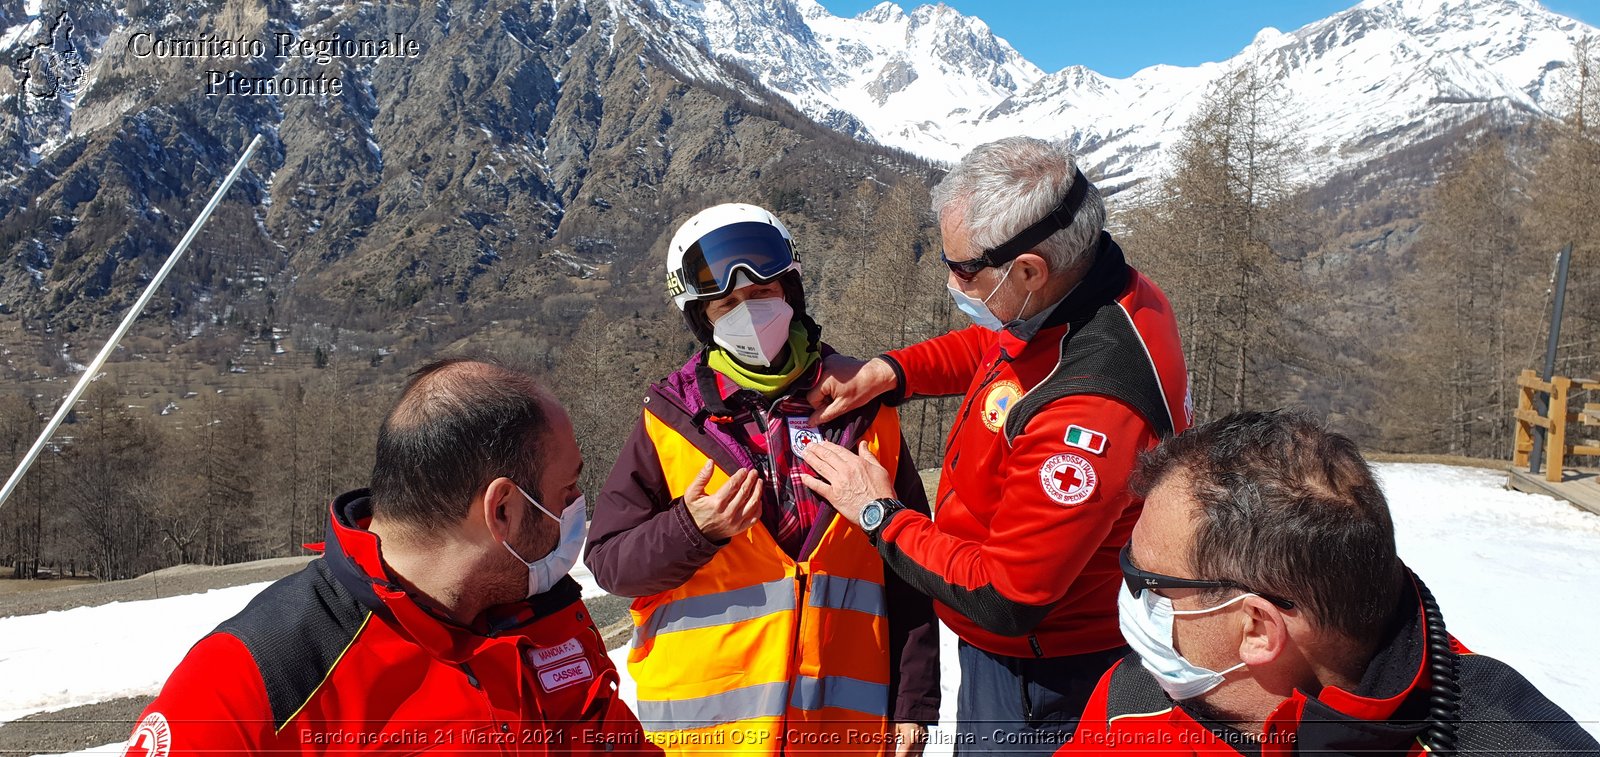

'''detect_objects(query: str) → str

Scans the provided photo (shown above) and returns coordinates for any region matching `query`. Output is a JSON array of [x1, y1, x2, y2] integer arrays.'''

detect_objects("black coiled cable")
[[1415, 572, 1461, 755]]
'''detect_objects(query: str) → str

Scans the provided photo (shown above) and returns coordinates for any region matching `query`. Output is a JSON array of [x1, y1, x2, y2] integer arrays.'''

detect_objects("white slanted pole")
[[0, 133, 263, 511]]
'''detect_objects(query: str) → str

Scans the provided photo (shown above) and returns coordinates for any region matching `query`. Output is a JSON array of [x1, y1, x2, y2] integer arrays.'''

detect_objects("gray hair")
[[930, 136, 1105, 273]]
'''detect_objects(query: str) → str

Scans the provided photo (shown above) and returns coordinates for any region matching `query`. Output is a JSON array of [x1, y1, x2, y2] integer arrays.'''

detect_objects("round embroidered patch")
[[981, 380, 1023, 432], [1039, 453, 1098, 506], [126, 712, 172, 757]]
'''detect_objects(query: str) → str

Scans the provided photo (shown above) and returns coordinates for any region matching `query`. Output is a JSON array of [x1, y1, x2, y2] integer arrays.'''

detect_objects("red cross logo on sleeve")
[[1040, 453, 1097, 506], [124, 713, 171, 757]]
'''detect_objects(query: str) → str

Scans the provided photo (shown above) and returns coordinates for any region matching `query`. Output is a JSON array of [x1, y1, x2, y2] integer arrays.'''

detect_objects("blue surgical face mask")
[[501, 486, 588, 598], [948, 261, 1026, 330], [1117, 581, 1252, 701]]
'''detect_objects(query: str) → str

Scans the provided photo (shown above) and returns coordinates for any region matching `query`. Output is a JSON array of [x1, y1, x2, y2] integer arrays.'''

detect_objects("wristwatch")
[[859, 498, 904, 542]]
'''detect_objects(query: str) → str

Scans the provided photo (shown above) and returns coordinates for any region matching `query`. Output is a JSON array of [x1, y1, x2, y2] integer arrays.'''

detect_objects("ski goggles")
[[1120, 544, 1296, 609], [670, 222, 797, 300]]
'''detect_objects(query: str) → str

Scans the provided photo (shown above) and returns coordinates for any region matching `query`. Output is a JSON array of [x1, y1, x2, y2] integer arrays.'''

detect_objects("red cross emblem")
[[124, 713, 171, 757], [1040, 453, 1097, 506]]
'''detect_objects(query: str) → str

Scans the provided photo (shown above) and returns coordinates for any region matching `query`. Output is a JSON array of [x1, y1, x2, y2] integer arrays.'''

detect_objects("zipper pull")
[[459, 662, 482, 689]]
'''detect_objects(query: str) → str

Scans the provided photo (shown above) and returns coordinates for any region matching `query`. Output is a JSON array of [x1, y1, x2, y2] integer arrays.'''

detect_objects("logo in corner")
[[981, 380, 1023, 432], [13, 10, 87, 112], [124, 712, 171, 757], [1039, 453, 1097, 506]]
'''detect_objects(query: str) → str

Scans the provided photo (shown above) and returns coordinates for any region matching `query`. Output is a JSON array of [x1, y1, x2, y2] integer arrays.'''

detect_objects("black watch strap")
[[864, 498, 905, 544]]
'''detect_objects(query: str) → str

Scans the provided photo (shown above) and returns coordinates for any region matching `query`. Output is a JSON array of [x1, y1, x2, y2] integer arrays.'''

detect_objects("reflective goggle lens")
[[680, 222, 795, 297]]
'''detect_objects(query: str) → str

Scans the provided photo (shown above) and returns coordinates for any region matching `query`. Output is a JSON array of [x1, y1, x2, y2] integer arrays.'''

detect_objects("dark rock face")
[[0, 0, 929, 338]]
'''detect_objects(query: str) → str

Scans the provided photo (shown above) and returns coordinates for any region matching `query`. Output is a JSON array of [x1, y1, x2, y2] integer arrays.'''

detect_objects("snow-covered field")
[[5, 464, 1597, 756]]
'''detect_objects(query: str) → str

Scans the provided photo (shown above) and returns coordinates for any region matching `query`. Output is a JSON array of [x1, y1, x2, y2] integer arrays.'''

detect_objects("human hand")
[[683, 462, 762, 541], [806, 355, 897, 425], [893, 722, 927, 757], [798, 440, 895, 526]]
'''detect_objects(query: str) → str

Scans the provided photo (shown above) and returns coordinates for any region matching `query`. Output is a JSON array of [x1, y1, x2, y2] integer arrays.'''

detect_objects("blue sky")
[[818, 0, 1600, 78]]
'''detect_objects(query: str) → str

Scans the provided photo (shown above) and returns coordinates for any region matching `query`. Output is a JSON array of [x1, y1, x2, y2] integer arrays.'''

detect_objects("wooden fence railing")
[[1514, 370, 1600, 482]]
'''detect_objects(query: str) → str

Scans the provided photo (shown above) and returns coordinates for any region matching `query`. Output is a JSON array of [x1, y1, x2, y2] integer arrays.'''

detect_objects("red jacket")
[[121, 490, 655, 757], [1061, 579, 1600, 755], [877, 235, 1189, 658]]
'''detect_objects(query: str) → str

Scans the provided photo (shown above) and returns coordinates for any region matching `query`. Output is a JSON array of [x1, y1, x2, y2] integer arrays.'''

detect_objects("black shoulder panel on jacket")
[[212, 559, 370, 730], [1103, 652, 1172, 719], [876, 532, 1053, 637], [1453, 653, 1600, 753], [1003, 302, 1174, 444]]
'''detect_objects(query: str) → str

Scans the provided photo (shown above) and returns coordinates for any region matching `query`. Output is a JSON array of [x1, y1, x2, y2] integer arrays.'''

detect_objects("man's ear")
[[1016, 252, 1052, 291], [1238, 596, 1289, 667], [480, 477, 522, 543]]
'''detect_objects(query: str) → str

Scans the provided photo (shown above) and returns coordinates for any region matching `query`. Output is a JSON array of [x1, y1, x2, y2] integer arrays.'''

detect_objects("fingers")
[[734, 468, 761, 508], [802, 439, 850, 468], [685, 460, 714, 501], [798, 472, 834, 501], [801, 444, 844, 481], [713, 468, 751, 508], [810, 396, 849, 426], [733, 473, 763, 528]]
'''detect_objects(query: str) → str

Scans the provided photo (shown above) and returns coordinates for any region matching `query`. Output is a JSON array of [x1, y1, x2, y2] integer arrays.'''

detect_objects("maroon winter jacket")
[[584, 351, 942, 725]]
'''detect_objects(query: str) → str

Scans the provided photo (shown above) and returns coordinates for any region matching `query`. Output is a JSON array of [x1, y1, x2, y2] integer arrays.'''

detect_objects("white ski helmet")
[[665, 203, 799, 312]]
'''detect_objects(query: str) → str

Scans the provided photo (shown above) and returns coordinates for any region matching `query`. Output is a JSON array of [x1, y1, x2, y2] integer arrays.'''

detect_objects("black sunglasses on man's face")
[[1119, 543, 1296, 610], [940, 246, 1024, 282]]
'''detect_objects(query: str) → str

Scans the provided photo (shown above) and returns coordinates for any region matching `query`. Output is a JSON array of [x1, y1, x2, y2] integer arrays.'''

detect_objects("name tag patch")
[[528, 637, 584, 668], [538, 658, 594, 692]]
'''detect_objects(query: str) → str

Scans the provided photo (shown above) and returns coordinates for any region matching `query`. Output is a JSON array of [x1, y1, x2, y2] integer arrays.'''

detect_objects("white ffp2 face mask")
[[1117, 581, 1252, 701], [502, 488, 588, 598], [712, 296, 793, 367]]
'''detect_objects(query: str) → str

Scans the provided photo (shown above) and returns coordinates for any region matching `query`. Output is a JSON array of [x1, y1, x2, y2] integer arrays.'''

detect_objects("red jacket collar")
[[1312, 576, 1432, 721], [322, 490, 582, 664]]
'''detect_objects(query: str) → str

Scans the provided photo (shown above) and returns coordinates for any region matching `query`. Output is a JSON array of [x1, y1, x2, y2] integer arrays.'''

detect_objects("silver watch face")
[[862, 502, 884, 530]]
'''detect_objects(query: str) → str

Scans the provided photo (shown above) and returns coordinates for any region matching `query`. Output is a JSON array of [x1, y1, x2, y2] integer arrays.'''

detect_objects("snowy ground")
[[6, 464, 1598, 755]]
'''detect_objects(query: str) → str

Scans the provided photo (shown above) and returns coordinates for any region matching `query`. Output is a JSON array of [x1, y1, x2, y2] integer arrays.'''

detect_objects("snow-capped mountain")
[[643, 0, 1597, 190]]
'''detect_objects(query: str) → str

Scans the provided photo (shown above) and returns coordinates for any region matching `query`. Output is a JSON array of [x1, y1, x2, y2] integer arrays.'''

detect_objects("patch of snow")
[[0, 583, 273, 724], [2, 466, 1595, 748]]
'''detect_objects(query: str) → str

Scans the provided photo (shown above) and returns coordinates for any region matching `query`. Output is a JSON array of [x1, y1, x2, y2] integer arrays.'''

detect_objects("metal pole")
[[0, 134, 263, 511], [1530, 242, 1574, 475]]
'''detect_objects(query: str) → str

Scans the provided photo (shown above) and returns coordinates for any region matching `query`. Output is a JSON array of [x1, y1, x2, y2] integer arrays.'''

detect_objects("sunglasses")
[[1119, 544, 1296, 610], [940, 247, 1024, 282]]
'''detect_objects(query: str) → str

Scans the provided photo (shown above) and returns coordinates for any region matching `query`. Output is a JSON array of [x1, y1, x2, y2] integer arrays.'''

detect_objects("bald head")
[[370, 358, 558, 529]]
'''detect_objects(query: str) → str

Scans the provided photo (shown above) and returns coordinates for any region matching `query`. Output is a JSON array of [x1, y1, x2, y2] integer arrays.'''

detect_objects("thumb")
[[805, 378, 834, 419], [686, 460, 714, 500], [857, 440, 883, 468], [811, 395, 850, 426]]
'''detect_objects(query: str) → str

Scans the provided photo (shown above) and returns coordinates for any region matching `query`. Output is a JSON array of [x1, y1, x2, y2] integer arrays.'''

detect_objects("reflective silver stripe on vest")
[[636, 681, 790, 731], [807, 574, 886, 616], [788, 675, 889, 717], [631, 578, 795, 649]]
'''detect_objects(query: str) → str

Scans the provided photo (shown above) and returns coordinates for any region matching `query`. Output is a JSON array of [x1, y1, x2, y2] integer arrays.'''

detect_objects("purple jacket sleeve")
[[886, 437, 942, 724], [584, 416, 726, 598]]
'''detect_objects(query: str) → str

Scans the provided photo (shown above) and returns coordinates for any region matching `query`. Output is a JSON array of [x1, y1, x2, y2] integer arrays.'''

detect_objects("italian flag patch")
[[1063, 425, 1107, 454]]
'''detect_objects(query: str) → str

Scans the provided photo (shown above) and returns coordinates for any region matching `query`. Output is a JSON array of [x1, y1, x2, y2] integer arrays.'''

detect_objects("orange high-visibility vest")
[[630, 405, 903, 755]]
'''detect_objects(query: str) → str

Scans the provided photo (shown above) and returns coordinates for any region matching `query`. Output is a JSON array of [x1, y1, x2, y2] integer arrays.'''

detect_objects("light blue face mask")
[[501, 486, 588, 598], [947, 261, 1020, 331], [1117, 581, 1252, 701]]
